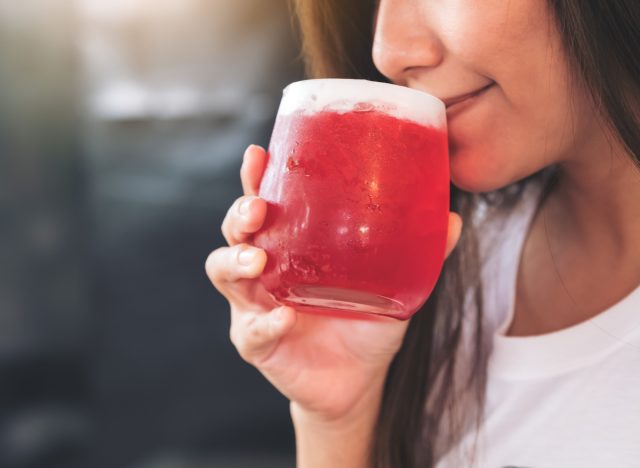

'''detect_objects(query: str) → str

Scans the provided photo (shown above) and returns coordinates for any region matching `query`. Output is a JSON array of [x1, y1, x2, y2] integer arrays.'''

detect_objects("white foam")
[[278, 79, 445, 129]]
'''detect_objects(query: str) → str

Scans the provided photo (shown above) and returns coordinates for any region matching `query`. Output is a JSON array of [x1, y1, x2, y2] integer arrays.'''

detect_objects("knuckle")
[[232, 334, 253, 364], [235, 342, 251, 363], [241, 312, 264, 343], [247, 320, 263, 343], [205, 247, 227, 285], [236, 195, 257, 219], [230, 312, 260, 364], [222, 196, 260, 244], [206, 243, 264, 287], [229, 320, 249, 360], [235, 244, 267, 277], [240, 310, 258, 329], [234, 195, 247, 210], [235, 242, 254, 257]]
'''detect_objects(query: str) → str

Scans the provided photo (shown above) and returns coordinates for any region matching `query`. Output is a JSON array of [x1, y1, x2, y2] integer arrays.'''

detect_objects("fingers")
[[205, 242, 297, 365], [240, 144, 269, 196], [221, 145, 269, 246], [221, 195, 268, 246], [205, 244, 267, 303], [444, 212, 463, 259], [229, 305, 297, 365]]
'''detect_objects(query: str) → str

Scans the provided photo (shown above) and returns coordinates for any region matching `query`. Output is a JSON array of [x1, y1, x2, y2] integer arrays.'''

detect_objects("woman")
[[206, 0, 640, 466]]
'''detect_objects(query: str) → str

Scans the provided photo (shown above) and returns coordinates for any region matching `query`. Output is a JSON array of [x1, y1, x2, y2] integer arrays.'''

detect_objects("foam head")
[[278, 79, 446, 129]]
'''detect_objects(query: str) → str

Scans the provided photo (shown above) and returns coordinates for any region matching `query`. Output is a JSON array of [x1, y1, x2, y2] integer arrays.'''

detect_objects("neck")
[[507, 130, 640, 337], [550, 132, 640, 257]]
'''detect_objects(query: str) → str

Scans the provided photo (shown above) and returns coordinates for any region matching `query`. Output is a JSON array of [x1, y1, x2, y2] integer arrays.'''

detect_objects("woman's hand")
[[206, 144, 462, 422]]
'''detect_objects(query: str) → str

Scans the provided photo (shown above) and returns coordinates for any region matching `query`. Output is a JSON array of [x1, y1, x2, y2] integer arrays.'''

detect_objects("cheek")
[[447, 120, 534, 193], [441, 0, 578, 192], [446, 37, 586, 191], [446, 83, 580, 193]]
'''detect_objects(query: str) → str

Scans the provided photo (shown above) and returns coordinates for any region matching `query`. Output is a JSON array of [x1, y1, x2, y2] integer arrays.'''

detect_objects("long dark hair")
[[292, 1, 640, 466]]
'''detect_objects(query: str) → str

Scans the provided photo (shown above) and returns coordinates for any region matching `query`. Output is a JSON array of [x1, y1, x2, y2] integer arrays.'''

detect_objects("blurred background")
[[1, 0, 303, 467]]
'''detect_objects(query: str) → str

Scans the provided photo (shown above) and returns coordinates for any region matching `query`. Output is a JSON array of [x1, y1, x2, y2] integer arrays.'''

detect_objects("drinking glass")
[[253, 79, 448, 320]]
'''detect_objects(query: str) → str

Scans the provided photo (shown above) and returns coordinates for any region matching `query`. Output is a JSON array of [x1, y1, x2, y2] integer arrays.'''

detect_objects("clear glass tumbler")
[[253, 79, 449, 320]]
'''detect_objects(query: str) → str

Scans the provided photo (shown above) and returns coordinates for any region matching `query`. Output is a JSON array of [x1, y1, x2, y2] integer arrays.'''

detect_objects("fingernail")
[[238, 248, 257, 266], [239, 197, 254, 216]]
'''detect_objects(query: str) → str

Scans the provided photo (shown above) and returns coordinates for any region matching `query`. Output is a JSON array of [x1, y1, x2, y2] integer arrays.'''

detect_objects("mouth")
[[443, 83, 495, 112]]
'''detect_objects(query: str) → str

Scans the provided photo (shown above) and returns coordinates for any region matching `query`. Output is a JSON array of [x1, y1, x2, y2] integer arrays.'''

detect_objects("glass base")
[[278, 285, 407, 318]]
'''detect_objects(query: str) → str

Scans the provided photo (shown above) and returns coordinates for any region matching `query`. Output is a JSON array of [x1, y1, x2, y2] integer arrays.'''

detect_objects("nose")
[[372, 0, 444, 85]]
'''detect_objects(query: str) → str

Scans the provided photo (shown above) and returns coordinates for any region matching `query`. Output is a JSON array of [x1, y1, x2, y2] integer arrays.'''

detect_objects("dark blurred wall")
[[0, 1, 92, 467], [1, 1, 303, 467]]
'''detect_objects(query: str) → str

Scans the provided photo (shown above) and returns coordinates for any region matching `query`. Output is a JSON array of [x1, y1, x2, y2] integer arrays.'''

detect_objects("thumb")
[[444, 212, 463, 259]]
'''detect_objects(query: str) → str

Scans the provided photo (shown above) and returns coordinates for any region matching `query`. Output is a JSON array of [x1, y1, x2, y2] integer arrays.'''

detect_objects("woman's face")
[[372, 0, 597, 192]]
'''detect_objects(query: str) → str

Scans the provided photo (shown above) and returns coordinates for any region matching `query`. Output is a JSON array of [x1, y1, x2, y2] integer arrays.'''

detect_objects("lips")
[[443, 83, 494, 110]]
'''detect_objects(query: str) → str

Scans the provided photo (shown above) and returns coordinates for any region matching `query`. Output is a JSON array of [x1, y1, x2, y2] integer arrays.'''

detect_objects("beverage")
[[253, 79, 448, 320]]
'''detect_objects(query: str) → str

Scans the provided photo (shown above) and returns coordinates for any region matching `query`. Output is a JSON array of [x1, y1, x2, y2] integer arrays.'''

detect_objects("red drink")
[[253, 80, 448, 320]]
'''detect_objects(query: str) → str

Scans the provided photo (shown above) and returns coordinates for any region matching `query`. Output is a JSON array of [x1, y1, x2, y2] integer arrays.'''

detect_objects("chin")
[[448, 146, 511, 193]]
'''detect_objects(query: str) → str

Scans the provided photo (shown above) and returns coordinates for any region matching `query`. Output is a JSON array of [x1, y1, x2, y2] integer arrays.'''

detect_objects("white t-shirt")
[[436, 178, 640, 468]]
